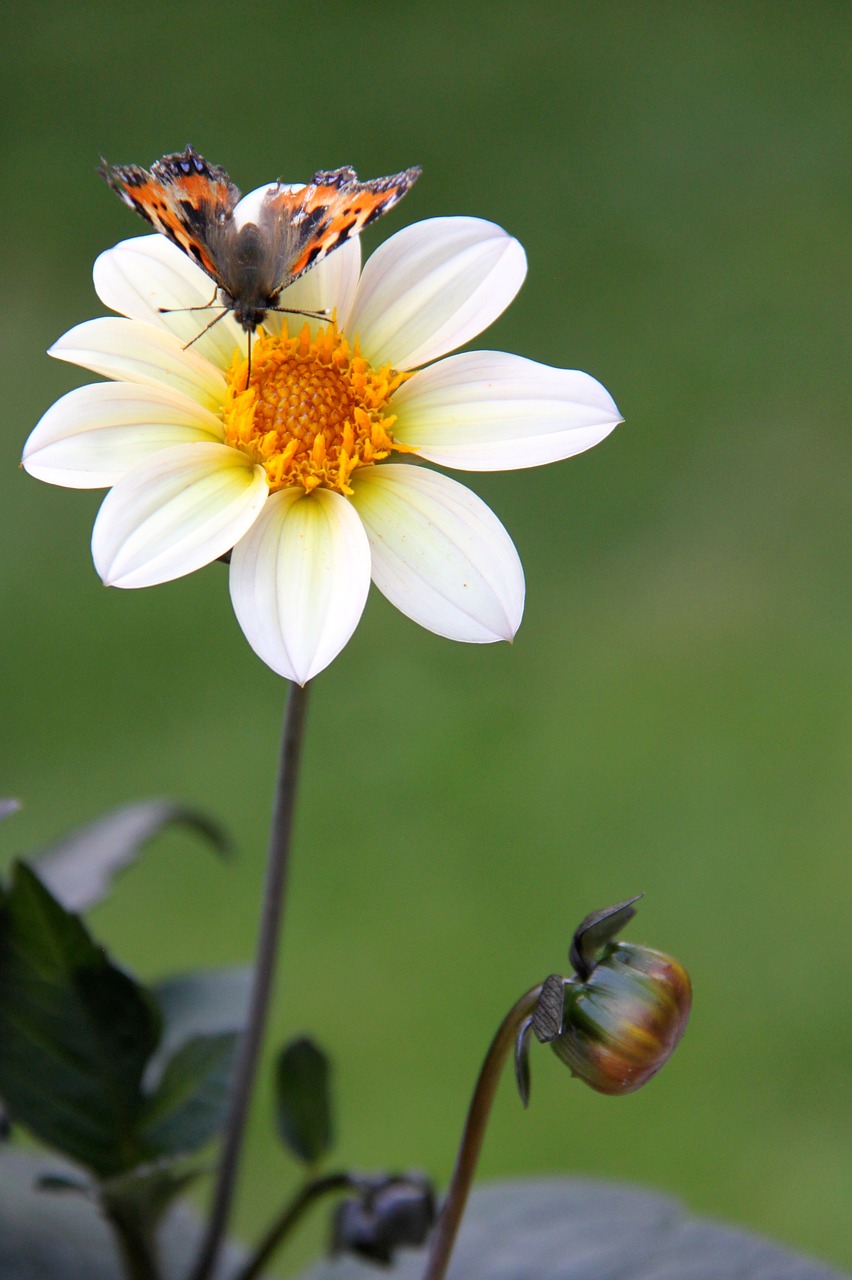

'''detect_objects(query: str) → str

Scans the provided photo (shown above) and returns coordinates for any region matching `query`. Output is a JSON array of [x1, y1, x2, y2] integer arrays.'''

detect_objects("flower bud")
[[331, 1173, 436, 1265], [550, 941, 692, 1096]]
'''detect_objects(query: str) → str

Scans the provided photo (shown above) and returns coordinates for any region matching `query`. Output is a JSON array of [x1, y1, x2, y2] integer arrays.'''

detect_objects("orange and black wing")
[[99, 144, 241, 282], [263, 165, 422, 285]]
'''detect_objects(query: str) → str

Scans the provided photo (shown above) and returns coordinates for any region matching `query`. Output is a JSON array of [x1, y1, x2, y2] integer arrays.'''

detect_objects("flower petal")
[[232, 182, 303, 229], [346, 218, 527, 371], [392, 351, 622, 470], [271, 238, 362, 338], [349, 463, 524, 642], [229, 487, 371, 684], [23, 382, 225, 488], [50, 318, 227, 410], [92, 442, 267, 588], [93, 236, 246, 370]]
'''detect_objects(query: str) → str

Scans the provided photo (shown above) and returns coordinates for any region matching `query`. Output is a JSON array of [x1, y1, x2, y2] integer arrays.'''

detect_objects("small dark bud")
[[331, 1174, 436, 1266], [551, 940, 692, 1095]]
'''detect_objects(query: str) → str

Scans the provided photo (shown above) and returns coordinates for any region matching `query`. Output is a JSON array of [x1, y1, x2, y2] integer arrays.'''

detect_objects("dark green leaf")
[[140, 1032, 239, 1158], [569, 895, 643, 980], [34, 799, 231, 912], [300, 1177, 850, 1280], [148, 966, 251, 1076], [276, 1037, 334, 1165], [0, 1151, 255, 1280], [0, 863, 161, 1176]]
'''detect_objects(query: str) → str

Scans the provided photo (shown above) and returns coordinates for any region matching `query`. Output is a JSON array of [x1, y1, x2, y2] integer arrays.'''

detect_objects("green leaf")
[[99, 1161, 201, 1240], [0, 1151, 256, 1280], [34, 799, 231, 912], [276, 1037, 334, 1165], [0, 863, 161, 1176], [299, 1178, 850, 1280], [140, 1032, 239, 1158], [148, 966, 251, 1075]]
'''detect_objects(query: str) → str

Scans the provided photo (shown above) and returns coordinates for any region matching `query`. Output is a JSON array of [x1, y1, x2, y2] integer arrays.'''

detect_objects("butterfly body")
[[100, 145, 421, 333]]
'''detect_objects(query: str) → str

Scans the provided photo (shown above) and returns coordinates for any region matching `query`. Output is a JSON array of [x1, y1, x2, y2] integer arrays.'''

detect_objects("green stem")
[[106, 1210, 162, 1280], [234, 1172, 355, 1280], [420, 984, 543, 1280], [188, 680, 312, 1280]]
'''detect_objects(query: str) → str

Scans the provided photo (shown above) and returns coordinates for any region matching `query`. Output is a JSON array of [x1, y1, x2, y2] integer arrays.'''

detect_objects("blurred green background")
[[1, 0, 849, 1273]]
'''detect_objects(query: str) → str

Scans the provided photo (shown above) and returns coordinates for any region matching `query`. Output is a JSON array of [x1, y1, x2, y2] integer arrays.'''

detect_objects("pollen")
[[222, 323, 411, 495]]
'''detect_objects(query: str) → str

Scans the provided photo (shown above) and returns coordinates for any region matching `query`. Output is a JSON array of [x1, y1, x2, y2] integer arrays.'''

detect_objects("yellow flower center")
[[222, 322, 411, 495]]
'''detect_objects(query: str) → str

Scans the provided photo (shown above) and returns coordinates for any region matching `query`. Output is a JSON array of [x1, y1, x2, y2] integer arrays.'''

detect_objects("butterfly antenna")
[[158, 289, 220, 316], [181, 309, 229, 350]]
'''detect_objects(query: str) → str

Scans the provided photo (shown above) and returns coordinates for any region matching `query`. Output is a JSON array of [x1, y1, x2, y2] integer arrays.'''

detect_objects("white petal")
[[23, 382, 224, 488], [268, 238, 362, 338], [92, 442, 267, 588], [229, 487, 371, 684], [233, 182, 304, 229], [50, 318, 227, 410], [93, 236, 245, 370], [392, 351, 622, 471], [350, 463, 524, 643], [346, 218, 527, 371]]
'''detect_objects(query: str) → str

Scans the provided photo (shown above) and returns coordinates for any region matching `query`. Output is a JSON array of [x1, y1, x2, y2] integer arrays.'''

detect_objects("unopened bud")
[[550, 940, 691, 1095], [331, 1173, 436, 1265]]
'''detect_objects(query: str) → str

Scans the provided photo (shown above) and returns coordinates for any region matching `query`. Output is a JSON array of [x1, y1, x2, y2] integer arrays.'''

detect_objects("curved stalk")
[[420, 983, 543, 1280], [234, 1172, 355, 1280], [188, 680, 312, 1280], [106, 1210, 161, 1280]]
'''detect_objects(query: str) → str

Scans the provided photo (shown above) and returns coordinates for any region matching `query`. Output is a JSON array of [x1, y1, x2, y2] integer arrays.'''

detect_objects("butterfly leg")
[[180, 309, 230, 350]]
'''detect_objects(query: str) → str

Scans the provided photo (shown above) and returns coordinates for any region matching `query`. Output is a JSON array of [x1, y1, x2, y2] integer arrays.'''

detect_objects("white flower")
[[23, 199, 622, 684]]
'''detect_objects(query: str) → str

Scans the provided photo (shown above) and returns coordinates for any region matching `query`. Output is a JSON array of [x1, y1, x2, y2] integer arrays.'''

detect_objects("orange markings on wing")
[[271, 183, 408, 280], [112, 175, 224, 276], [153, 167, 237, 214]]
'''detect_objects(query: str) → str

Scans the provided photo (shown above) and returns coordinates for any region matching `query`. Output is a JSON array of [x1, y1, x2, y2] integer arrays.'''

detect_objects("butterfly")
[[99, 144, 421, 337]]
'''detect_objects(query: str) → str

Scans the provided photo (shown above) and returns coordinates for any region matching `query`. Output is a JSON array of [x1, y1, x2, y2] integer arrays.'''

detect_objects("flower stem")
[[234, 1172, 355, 1280], [105, 1211, 162, 1280], [188, 679, 312, 1280], [420, 983, 543, 1280]]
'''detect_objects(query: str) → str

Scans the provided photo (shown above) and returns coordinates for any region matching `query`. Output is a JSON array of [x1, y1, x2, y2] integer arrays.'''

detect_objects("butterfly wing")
[[260, 165, 422, 290], [99, 145, 241, 283]]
